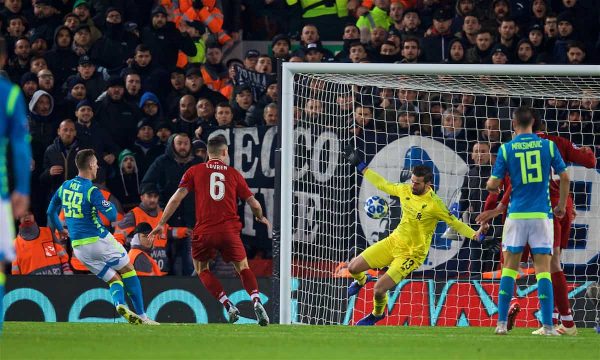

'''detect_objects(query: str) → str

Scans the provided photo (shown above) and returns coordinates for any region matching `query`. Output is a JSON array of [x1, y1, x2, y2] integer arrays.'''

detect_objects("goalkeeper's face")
[[410, 175, 430, 195]]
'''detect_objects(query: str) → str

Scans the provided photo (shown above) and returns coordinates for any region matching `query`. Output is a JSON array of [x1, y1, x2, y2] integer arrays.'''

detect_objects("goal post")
[[276, 63, 600, 326]]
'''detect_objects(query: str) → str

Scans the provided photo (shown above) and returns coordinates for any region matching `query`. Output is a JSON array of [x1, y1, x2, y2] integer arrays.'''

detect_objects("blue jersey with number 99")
[[491, 133, 567, 220], [47, 176, 117, 244]]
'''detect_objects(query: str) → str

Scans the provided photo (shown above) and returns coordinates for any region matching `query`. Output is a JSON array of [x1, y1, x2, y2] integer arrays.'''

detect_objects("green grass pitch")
[[1, 322, 598, 359]]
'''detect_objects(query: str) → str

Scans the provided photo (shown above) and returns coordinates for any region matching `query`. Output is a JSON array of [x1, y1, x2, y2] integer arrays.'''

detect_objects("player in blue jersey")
[[47, 149, 158, 325], [0, 37, 32, 334], [485, 106, 569, 336]]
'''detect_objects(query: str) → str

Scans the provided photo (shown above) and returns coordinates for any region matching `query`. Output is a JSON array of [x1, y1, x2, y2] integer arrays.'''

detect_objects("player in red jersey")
[[149, 135, 271, 326], [477, 115, 596, 335]]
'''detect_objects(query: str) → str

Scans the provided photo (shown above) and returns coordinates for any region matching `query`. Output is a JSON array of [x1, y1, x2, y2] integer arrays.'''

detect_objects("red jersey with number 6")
[[179, 159, 253, 234]]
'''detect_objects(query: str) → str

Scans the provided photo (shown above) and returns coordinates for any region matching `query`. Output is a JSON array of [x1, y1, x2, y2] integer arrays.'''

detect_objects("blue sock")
[[498, 268, 517, 322], [0, 272, 5, 334], [121, 270, 146, 316], [108, 280, 126, 307], [536, 272, 554, 326]]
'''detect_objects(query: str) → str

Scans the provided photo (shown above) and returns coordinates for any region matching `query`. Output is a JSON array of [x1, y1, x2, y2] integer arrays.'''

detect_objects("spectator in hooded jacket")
[[138, 91, 164, 127], [108, 149, 141, 212], [45, 25, 78, 86]]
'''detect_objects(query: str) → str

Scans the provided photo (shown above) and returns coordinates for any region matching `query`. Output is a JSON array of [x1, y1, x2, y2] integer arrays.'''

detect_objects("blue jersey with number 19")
[[491, 133, 567, 220], [47, 176, 117, 246]]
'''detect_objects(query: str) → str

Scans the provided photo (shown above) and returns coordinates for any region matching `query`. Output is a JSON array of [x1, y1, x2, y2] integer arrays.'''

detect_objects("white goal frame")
[[278, 63, 600, 325]]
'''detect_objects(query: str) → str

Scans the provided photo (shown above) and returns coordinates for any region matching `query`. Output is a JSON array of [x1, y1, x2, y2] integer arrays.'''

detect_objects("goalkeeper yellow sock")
[[351, 271, 367, 286], [372, 293, 388, 317]]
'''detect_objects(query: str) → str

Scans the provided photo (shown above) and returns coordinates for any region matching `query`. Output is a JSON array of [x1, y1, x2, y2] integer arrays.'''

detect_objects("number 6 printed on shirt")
[[210, 172, 225, 200]]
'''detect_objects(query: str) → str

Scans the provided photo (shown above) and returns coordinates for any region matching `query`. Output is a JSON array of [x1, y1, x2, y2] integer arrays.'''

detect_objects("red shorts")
[[191, 232, 247, 262]]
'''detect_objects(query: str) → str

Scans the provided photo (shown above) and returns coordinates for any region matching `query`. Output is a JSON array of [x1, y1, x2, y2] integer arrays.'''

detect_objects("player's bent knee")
[[347, 257, 367, 274]]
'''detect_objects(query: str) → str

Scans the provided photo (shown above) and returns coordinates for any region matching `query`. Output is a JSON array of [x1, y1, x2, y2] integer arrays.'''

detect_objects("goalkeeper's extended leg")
[[356, 274, 395, 326], [347, 255, 376, 297]]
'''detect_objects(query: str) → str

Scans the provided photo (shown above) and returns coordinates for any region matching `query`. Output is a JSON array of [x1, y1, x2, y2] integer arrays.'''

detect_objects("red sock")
[[199, 270, 231, 309], [239, 268, 261, 303], [551, 271, 574, 328]]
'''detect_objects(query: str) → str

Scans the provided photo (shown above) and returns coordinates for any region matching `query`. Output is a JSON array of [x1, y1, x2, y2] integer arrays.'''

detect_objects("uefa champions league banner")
[[3, 276, 272, 323]]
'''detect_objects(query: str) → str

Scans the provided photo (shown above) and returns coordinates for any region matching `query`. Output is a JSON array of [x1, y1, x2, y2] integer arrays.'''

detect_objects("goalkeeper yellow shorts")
[[360, 236, 424, 283]]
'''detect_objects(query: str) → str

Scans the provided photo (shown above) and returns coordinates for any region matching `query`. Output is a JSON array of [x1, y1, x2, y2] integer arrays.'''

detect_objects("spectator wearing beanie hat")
[[271, 34, 291, 61], [552, 11, 578, 64], [131, 118, 164, 178], [31, 0, 62, 45], [108, 149, 141, 212], [139, 5, 197, 70], [74, 99, 120, 171], [89, 7, 138, 74], [72, 0, 102, 42], [20, 72, 39, 101], [94, 75, 141, 149], [63, 77, 87, 117], [153, 121, 172, 147]]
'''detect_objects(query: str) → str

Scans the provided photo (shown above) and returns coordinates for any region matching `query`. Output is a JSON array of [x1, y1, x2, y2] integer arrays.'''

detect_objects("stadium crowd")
[[3, 0, 599, 277]]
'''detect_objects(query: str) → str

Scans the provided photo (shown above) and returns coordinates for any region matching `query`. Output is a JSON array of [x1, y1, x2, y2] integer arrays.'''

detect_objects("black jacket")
[[40, 138, 87, 199], [75, 122, 120, 165], [90, 23, 139, 73], [142, 135, 202, 227], [94, 96, 141, 149], [139, 22, 196, 70], [45, 26, 79, 86]]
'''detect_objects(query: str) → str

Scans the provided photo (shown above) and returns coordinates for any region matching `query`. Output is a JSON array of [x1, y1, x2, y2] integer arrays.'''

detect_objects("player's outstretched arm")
[[343, 145, 400, 195], [150, 187, 189, 238]]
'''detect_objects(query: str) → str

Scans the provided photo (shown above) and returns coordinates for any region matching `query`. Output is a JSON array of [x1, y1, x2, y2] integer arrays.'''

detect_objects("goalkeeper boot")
[[116, 304, 142, 325], [355, 313, 385, 326], [348, 274, 376, 297], [254, 301, 269, 326], [507, 302, 521, 331], [556, 324, 577, 336], [227, 304, 240, 324]]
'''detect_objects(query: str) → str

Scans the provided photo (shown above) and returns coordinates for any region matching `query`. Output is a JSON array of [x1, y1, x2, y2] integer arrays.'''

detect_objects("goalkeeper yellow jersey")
[[364, 169, 476, 257]]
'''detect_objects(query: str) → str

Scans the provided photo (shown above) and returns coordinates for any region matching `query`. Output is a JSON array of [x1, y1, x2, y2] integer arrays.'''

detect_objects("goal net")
[[276, 63, 600, 327]]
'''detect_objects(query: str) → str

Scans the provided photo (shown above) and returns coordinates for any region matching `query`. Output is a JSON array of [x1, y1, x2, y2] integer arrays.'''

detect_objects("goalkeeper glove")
[[482, 237, 501, 253], [343, 144, 367, 172]]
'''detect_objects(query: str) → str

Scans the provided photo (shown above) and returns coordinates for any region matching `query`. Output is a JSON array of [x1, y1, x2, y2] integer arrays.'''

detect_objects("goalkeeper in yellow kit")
[[344, 148, 486, 325]]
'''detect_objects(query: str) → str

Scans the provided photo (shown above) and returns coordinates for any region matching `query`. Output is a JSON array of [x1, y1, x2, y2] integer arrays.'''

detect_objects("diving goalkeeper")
[[344, 148, 486, 325]]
